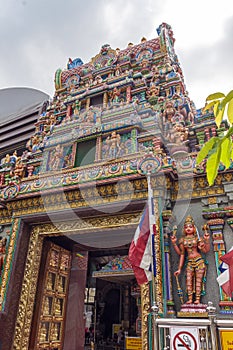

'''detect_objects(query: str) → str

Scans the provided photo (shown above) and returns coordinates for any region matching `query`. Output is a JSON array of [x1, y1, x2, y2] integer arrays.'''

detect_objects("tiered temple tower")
[[0, 23, 232, 350]]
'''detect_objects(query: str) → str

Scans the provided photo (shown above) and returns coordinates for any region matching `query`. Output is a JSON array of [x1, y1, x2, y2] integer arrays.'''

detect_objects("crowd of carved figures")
[[0, 19, 223, 199], [0, 93, 196, 182]]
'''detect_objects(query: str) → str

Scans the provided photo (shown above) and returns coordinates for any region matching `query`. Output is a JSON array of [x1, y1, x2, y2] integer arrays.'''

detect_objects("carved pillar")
[[123, 285, 130, 328], [12, 227, 44, 350], [131, 284, 141, 336], [103, 92, 108, 108], [162, 210, 175, 316], [131, 129, 137, 153], [204, 128, 210, 141], [95, 136, 102, 161], [86, 98, 90, 110], [126, 85, 132, 104], [152, 193, 164, 316], [212, 126, 217, 136], [66, 104, 72, 120], [141, 283, 150, 350]]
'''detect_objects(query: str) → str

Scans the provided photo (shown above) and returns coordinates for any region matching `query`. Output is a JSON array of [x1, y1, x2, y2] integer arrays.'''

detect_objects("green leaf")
[[227, 98, 233, 124], [206, 92, 225, 102], [231, 146, 233, 161], [196, 137, 218, 164], [203, 101, 216, 112], [221, 90, 233, 107], [213, 101, 220, 115], [206, 148, 221, 186], [220, 137, 232, 168], [214, 101, 225, 127]]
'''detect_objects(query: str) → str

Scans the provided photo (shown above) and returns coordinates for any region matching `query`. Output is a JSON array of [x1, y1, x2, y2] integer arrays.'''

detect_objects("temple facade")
[[0, 23, 233, 350]]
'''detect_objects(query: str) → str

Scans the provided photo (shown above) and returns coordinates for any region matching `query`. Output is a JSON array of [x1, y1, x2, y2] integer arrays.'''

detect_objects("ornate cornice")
[[171, 174, 228, 201], [36, 212, 142, 235], [4, 172, 233, 218], [5, 176, 172, 217], [0, 208, 12, 225]]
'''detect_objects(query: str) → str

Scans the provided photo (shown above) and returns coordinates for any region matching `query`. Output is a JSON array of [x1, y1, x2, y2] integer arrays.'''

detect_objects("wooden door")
[[30, 242, 71, 350]]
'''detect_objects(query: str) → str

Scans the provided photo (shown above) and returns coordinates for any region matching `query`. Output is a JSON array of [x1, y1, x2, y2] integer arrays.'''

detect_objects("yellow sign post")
[[220, 330, 233, 350], [125, 337, 142, 350]]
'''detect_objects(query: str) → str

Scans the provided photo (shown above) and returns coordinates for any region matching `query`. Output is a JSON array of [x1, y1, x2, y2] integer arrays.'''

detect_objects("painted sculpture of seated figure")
[[171, 215, 210, 305]]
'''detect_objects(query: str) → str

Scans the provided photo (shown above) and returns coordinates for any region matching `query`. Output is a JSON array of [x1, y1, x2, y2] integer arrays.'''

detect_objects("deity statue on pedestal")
[[171, 216, 210, 306]]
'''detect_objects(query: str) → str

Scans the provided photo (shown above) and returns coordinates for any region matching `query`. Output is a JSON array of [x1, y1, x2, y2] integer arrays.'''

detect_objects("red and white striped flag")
[[129, 205, 153, 285], [217, 247, 233, 297]]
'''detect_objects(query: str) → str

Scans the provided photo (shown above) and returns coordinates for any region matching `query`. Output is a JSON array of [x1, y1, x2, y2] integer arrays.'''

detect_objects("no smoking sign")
[[171, 327, 199, 350]]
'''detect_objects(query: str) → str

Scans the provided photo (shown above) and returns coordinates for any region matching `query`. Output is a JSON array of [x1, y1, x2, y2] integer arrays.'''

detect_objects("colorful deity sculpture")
[[170, 216, 210, 305], [105, 131, 121, 158]]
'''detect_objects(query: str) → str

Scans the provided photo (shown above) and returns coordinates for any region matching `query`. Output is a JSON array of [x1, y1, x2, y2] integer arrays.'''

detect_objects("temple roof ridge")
[[56, 22, 176, 83]]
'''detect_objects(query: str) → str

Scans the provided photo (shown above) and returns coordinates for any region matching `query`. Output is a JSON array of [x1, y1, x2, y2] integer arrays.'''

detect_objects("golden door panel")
[[31, 242, 71, 350]]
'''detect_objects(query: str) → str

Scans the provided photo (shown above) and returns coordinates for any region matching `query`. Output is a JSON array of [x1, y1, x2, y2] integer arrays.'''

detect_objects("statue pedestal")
[[177, 303, 208, 318]]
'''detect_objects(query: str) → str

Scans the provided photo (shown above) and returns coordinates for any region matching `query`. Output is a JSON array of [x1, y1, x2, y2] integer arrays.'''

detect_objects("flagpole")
[[137, 154, 161, 350], [146, 173, 157, 304], [146, 173, 159, 350]]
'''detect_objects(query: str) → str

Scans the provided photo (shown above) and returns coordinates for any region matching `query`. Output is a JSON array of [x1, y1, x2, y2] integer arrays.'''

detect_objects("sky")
[[0, 0, 233, 109]]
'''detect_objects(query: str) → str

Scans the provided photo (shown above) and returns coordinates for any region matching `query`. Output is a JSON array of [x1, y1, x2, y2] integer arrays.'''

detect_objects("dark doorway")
[[102, 288, 120, 339]]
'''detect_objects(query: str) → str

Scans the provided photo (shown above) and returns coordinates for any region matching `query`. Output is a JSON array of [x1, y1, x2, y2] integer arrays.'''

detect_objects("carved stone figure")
[[105, 131, 121, 158], [110, 87, 121, 103], [147, 84, 160, 98], [171, 216, 210, 304], [166, 122, 189, 145], [14, 157, 24, 179], [49, 145, 64, 171], [163, 100, 176, 122]]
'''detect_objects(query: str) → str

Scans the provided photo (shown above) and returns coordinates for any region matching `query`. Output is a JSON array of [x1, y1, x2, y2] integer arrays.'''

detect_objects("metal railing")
[[151, 301, 233, 350]]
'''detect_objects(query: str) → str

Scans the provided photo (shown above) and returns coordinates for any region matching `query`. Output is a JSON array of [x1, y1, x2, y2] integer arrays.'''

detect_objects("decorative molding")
[[5, 177, 172, 217], [141, 283, 150, 350], [153, 199, 164, 315], [38, 213, 142, 235], [13, 227, 43, 350], [0, 208, 12, 225], [0, 218, 20, 310]]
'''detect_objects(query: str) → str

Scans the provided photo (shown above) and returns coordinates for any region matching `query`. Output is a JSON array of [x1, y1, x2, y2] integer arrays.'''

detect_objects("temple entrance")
[[101, 288, 121, 338], [27, 235, 139, 350], [85, 252, 139, 348], [85, 280, 139, 348]]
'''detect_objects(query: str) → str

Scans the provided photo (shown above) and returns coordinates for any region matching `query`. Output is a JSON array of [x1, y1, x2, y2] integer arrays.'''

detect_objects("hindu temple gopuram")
[[0, 23, 232, 350]]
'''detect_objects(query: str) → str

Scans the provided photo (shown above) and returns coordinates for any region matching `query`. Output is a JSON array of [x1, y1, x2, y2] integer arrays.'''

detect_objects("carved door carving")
[[30, 242, 71, 350]]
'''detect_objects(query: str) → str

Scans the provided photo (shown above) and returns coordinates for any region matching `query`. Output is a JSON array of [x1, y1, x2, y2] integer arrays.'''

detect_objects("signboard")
[[171, 327, 199, 350], [220, 330, 233, 350], [112, 324, 121, 337], [125, 337, 142, 350]]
